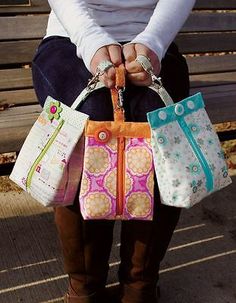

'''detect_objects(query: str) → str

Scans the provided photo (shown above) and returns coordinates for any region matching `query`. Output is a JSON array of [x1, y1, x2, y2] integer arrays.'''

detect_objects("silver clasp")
[[87, 73, 100, 91], [117, 87, 125, 108], [135, 54, 163, 88], [87, 60, 114, 91]]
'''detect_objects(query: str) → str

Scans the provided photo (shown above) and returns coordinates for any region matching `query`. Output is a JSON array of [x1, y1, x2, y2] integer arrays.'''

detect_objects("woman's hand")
[[90, 44, 123, 88], [122, 43, 161, 86]]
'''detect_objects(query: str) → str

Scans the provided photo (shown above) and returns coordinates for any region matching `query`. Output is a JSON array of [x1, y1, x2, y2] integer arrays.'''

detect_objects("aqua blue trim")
[[147, 92, 205, 129], [147, 92, 214, 192], [177, 117, 214, 192]]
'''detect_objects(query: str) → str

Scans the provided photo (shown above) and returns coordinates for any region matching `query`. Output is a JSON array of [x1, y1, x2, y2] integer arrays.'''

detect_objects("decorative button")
[[50, 105, 57, 114], [95, 129, 111, 143], [156, 134, 167, 145], [158, 111, 167, 121], [98, 131, 107, 140], [187, 100, 195, 110], [188, 123, 200, 134], [175, 104, 184, 116], [47, 100, 63, 121]]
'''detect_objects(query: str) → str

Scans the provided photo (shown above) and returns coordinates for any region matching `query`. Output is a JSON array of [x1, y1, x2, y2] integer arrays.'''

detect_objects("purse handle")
[[111, 65, 126, 122], [71, 56, 174, 110]]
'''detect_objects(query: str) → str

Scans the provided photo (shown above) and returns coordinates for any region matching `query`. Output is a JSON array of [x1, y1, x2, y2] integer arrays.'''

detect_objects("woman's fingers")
[[89, 43, 161, 87], [122, 43, 136, 63], [125, 59, 144, 73], [135, 43, 160, 75], [90, 46, 111, 75], [103, 45, 123, 87], [108, 45, 123, 66], [90, 45, 122, 88], [123, 43, 161, 86], [90, 46, 116, 88], [123, 44, 148, 85], [123, 43, 151, 86], [126, 71, 151, 86]]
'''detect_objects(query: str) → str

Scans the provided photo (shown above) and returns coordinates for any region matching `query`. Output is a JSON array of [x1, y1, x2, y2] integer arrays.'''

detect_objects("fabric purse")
[[79, 66, 155, 220], [146, 79, 232, 208], [10, 96, 89, 207]]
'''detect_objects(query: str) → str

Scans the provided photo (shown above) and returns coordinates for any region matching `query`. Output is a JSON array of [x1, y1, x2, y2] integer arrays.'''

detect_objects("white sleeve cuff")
[[130, 0, 196, 61], [77, 36, 120, 72], [131, 34, 164, 63], [48, 0, 119, 72]]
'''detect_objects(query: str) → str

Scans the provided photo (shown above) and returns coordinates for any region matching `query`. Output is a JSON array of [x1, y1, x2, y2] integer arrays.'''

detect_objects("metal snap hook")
[[87, 60, 114, 91]]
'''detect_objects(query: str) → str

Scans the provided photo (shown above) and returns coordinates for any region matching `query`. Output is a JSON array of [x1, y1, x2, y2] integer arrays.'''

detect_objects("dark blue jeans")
[[32, 36, 189, 121], [32, 37, 189, 302]]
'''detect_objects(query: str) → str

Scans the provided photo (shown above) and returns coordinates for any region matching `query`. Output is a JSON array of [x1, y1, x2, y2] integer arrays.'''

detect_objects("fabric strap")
[[71, 81, 174, 112], [71, 62, 174, 110], [111, 65, 126, 122]]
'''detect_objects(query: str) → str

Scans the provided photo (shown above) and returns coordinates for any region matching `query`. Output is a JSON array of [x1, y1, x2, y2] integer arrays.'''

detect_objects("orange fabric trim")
[[85, 121, 151, 138], [115, 65, 125, 88], [110, 65, 126, 122], [116, 137, 125, 216]]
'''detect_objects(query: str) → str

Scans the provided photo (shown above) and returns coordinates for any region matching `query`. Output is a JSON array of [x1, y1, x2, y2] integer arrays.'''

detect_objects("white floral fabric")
[[147, 93, 232, 208]]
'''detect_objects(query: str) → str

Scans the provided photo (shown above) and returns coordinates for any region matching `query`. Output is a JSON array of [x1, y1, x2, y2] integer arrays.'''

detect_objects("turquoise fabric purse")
[[135, 54, 232, 208], [146, 82, 232, 208]]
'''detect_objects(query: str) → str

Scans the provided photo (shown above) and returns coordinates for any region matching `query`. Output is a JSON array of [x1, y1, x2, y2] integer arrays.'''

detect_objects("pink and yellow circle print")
[[126, 192, 151, 217], [125, 173, 133, 194], [80, 174, 90, 196], [104, 168, 117, 197], [127, 147, 152, 175], [84, 146, 110, 175], [147, 171, 154, 194], [106, 137, 117, 151], [84, 192, 112, 218]]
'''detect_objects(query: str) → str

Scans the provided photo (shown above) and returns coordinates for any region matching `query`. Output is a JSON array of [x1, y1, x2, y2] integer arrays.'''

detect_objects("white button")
[[175, 104, 184, 116], [158, 111, 167, 120], [157, 136, 165, 144], [98, 131, 107, 140], [187, 100, 195, 110]]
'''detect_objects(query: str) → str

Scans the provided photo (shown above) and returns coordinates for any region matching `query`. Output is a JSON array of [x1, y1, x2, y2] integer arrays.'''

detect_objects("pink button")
[[50, 105, 57, 114]]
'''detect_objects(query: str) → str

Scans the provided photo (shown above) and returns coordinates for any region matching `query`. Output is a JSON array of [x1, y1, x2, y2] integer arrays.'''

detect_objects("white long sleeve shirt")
[[45, 0, 196, 71]]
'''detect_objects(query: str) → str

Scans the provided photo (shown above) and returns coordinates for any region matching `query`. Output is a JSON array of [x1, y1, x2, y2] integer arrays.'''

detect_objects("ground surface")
[[0, 126, 235, 303], [0, 175, 235, 303]]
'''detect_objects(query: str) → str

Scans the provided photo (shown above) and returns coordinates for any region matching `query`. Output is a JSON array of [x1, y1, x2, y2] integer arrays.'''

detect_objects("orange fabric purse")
[[79, 66, 155, 220]]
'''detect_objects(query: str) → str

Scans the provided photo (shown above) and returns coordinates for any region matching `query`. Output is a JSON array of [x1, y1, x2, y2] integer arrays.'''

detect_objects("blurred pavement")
[[0, 175, 235, 303]]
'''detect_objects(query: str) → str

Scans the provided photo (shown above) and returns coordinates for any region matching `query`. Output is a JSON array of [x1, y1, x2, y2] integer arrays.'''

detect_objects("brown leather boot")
[[120, 284, 160, 303], [64, 281, 97, 303], [119, 200, 181, 303], [54, 203, 115, 303]]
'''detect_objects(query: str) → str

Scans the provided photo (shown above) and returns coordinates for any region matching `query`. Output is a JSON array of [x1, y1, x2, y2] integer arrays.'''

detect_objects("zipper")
[[116, 136, 125, 216], [26, 119, 65, 190], [178, 118, 214, 192]]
